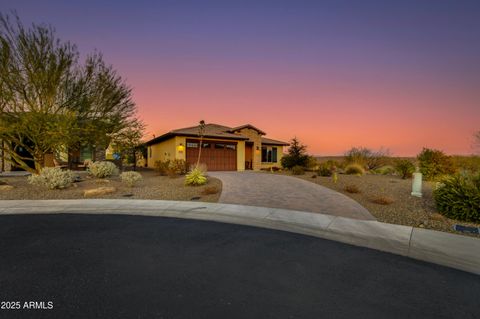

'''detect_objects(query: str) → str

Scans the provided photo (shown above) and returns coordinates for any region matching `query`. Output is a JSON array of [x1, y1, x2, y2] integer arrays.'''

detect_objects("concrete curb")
[[0, 199, 478, 275]]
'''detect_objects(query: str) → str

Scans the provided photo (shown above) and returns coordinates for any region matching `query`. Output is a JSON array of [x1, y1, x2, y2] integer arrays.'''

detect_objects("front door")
[[245, 143, 253, 169]]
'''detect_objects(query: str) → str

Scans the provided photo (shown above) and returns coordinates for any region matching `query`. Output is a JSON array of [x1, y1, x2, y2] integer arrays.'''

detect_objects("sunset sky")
[[3, 0, 480, 156]]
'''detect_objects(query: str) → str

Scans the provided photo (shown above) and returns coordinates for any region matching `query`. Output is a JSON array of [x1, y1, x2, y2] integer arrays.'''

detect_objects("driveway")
[[0, 214, 478, 319], [209, 171, 375, 220]]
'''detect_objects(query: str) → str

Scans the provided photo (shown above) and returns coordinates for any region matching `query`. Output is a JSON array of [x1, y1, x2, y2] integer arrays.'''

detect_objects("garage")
[[186, 139, 237, 171]]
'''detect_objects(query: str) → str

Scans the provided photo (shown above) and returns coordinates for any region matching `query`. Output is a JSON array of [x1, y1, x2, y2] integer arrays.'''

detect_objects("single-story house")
[[145, 123, 289, 171]]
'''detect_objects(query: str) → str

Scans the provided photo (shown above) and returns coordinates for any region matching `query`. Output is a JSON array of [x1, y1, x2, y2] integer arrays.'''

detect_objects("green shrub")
[[317, 162, 334, 177], [185, 167, 207, 186], [417, 148, 455, 181], [344, 163, 365, 175], [28, 167, 76, 189], [168, 159, 189, 175], [88, 161, 119, 178], [120, 171, 143, 187], [281, 137, 309, 169], [394, 159, 415, 179], [434, 172, 480, 222], [154, 160, 170, 176], [291, 165, 305, 175], [344, 147, 390, 170], [374, 165, 396, 175]]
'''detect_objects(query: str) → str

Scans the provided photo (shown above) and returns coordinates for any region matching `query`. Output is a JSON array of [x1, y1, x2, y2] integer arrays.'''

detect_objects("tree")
[[196, 120, 205, 168], [0, 13, 142, 173], [281, 137, 309, 169], [108, 119, 145, 170]]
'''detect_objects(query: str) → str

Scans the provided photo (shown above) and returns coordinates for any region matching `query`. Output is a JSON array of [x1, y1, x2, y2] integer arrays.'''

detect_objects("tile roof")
[[261, 137, 290, 146]]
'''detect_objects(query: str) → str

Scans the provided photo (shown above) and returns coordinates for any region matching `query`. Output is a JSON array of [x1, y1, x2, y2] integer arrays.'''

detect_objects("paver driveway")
[[209, 171, 375, 220]]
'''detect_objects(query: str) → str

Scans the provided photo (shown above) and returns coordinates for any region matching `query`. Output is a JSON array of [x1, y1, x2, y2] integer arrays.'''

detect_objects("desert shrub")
[[394, 159, 415, 179], [311, 174, 317, 178], [344, 184, 360, 193], [344, 147, 390, 170], [281, 137, 309, 169], [371, 196, 394, 205], [120, 171, 143, 187], [185, 167, 207, 186], [88, 161, 119, 178], [433, 172, 480, 222], [451, 155, 480, 173], [317, 161, 337, 177], [344, 163, 365, 175], [374, 165, 396, 175], [201, 186, 219, 195], [417, 148, 455, 180], [28, 167, 76, 189], [291, 165, 305, 175], [305, 156, 319, 171], [271, 166, 281, 172], [154, 160, 170, 176], [169, 159, 189, 175]]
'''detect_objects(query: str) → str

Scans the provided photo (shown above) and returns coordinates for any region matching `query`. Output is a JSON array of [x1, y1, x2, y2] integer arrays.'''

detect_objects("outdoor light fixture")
[[177, 144, 185, 152]]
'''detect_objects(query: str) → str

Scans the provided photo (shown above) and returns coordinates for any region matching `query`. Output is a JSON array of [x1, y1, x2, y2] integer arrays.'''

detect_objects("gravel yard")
[[282, 171, 480, 236], [0, 169, 221, 202]]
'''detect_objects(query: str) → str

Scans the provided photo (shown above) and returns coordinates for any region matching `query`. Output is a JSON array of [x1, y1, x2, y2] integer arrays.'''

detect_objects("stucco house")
[[145, 123, 289, 171]]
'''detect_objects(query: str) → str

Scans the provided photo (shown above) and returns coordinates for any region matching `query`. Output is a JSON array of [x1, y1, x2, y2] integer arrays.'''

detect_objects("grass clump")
[[120, 171, 143, 187], [371, 195, 395, 205], [291, 165, 305, 175], [344, 163, 365, 175], [434, 172, 480, 222], [344, 184, 361, 193]]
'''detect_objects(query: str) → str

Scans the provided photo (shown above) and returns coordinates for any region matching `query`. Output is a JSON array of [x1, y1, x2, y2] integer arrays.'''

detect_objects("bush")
[[451, 155, 480, 173], [291, 165, 305, 175], [154, 160, 170, 175], [168, 159, 189, 176], [120, 171, 143, 187], [344, 184, 360, 193], [374, 165, 396, 175], [28, 167, 76, 189], [317, 161, 337, 177], [433, 172, 480, 222], [417, 148, 455, 181], [344, 147, 390, 170], [185, 167, 207, 186], [395, 159, 415, 179], [88, 161, 119, 178], [281, 137, 309, 169], [344, 163, 365, 175]]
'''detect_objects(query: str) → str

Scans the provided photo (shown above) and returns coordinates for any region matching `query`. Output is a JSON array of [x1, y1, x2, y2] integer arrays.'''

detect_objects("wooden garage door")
[[186, 139, 237, 171]]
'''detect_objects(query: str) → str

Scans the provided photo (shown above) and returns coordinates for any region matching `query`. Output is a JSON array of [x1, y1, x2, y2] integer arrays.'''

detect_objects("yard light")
[[177, 144, 185, 152], [411, 172, 422, 197]]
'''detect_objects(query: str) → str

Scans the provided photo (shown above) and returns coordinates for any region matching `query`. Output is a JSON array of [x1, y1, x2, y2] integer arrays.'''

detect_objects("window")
[[215, 144, 225, 149], [262, 146, 277, 163], [187, 142, 198, 148], [202, 143, 211, 148], [149, 147, 152, 158], [226, 144, 236, 150]]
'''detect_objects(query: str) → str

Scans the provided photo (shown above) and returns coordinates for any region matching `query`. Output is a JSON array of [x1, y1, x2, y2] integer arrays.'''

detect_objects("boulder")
[[84, 187, 116, 198], [0, 185, 14, 191]]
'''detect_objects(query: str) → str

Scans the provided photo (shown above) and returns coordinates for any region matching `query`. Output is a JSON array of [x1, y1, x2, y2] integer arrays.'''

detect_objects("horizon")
[[3, 0, 480, 156]]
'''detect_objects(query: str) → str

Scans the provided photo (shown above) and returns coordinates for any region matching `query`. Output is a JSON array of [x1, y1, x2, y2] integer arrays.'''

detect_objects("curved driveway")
[[210, 171, 375, 220]]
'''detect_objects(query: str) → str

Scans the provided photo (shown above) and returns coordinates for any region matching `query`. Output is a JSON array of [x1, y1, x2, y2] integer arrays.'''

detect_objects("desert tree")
[[0, 12, 142, 173], [281, 137, 309, 169]]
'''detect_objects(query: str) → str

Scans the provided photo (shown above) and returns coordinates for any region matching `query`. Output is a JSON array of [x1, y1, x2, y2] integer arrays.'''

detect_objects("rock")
[[84, 187, 116, 197], [0, 185, 14, 191]]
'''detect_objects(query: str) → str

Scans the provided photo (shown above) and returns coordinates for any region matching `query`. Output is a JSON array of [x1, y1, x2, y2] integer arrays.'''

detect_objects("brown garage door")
[[186, 139, 237, 171]]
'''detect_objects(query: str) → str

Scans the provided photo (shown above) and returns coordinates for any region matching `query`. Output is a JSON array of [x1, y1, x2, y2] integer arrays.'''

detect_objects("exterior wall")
[[260, 145, 284, 169], [148, 136, 246, 171], [235, 128, 262, 170]]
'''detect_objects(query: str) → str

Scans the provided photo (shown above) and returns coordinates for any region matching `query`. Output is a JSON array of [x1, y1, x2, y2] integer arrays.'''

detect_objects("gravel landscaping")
[[281, 171, 480, 236], [0, 169, 221, 202]]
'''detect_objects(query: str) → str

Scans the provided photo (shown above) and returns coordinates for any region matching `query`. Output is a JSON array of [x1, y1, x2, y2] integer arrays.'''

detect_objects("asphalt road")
[[0, 214, 478, 319]]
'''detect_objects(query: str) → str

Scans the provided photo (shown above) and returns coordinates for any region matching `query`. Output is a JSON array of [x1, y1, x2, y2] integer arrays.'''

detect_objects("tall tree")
[[0, 13, 142, 173]]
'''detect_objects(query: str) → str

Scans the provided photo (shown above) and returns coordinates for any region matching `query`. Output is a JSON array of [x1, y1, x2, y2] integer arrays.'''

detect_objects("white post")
[[411, 172, 423, 197]]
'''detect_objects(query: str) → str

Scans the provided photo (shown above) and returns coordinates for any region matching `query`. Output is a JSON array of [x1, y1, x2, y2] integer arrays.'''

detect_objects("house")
[[145, 123, 289, 171]]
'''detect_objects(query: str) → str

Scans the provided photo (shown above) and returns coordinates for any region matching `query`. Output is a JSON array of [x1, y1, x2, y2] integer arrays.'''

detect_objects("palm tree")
[[196, 120, 205, 168]]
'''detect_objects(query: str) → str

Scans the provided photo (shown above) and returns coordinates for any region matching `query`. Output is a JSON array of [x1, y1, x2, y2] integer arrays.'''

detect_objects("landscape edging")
[[0, 199, 478, 275]]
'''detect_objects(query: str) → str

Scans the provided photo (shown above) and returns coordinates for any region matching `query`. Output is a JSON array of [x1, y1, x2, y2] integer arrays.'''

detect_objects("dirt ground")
[[0, 169, 221, 202], [284, 171, 480, 236]]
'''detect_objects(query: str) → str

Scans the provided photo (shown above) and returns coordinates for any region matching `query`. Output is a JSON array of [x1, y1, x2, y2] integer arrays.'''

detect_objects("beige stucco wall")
[[235, 128, 262, 170], [260, 145, 284, 169], [148, 136, 246, 171]]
